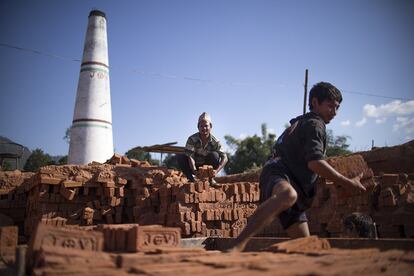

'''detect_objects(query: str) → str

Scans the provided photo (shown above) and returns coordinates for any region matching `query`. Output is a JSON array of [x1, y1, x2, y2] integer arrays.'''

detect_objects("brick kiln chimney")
[[68, 10, 113, 164]]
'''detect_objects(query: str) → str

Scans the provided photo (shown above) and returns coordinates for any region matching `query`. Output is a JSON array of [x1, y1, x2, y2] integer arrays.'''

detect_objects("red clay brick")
[[0, 226, 18, 254]]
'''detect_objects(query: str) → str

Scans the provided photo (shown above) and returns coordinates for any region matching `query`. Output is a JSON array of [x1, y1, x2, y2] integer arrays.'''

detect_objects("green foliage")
[[1, 160, 13, 171], [326, 129, 352, 157], [224, 123, 276, 174], [125, 149, 160, 166], [63, 128, 71, 144], [23, 148, 55, 172], [162, 154, 179, 169], [58, 155, 68, 165]]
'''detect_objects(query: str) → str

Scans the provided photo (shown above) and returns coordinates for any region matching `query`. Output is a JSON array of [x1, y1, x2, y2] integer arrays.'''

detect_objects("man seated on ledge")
[[177, 112, 228, 184]]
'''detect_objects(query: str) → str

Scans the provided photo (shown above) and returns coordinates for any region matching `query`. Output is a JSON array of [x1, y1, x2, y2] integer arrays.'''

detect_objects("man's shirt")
[[184, 132, 226, 167]]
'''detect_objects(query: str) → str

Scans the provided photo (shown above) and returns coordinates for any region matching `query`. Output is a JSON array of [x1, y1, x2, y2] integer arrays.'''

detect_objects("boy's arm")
[[308, 159, 366, 192]]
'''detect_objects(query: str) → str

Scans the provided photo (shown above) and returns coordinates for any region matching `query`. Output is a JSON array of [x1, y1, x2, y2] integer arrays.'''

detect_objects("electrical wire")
[[1, 42, 413, 101]]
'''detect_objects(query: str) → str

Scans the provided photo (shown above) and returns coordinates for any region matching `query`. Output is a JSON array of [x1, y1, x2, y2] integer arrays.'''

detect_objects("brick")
[[121, 155, 131, 165], [229, 184, 238, 195], [196, 211, 202, 221], [117, 177, 128, 185], [144, 178, 153, 185], [142, 187, 150, 198], [203, 181, 210, 190], [233, 209, 239, 220], [188, 183, 195, 193], [116, 187, 124, 197], [246, 183, 256, 193], [191, 220, 197, 232], [103, 181, 116, 188], [238, 183, 246, 194], [195, 182, 204, 192], [63, 180, 83, 188], [0, 226, 18, 254], [108, 196, 121, 207], [381, 174, 399, 187], [130, 159, 140, 167], [39, 175, 62, 185], [59, 186, 75, 201], [104, 187, 115, 197], [127, 225, 181, 252], [28, 223, 103, 254], [210, 190, 216, 201], [108, 153, 122, 164], [184, 222, 191, 235], [196, 165, 214, 179]]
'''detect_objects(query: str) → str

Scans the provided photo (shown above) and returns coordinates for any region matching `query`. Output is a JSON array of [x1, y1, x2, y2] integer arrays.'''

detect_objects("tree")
[[58, 155, 68, 165], [1, 160, 12, 171], [162, 154, 179, 169], [24, 148, 55, 172], [63, 127, 71, 144], [224, 123, 276, 174], [125, 149, 160, 166], [326, 129, 352, 157]]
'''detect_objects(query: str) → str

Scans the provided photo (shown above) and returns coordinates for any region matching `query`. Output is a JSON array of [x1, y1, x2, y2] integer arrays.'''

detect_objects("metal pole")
[[15, 245, 27, 276], [303, 69, 308, 115]]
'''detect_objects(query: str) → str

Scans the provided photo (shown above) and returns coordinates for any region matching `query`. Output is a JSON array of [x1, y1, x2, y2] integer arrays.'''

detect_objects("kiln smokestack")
[[68, 10, 113, 164]]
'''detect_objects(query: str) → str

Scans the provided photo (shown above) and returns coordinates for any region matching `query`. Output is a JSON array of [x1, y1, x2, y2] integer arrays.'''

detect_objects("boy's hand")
[[347, 172, 366, 192]]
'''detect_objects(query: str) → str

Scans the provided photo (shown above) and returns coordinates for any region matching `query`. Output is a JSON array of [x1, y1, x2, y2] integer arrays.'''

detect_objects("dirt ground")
[[3, 237, 410, 276], [141, 249, 414, 276]]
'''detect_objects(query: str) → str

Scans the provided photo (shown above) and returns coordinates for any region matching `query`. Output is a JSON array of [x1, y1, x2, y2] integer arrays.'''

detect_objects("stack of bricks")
[[2, 149, 414, 240], [24, 161, 129, 236], [357, 140, 414, 175], [94, 224, 181, 252], [0, 171, 33, 232], [305, 155, 377, 236], [28, 223, 182, 274], [165, 165, 260, 238], [305, 155, 414, 238], [119, 156, 189, 226], [371, 173, 414, 238]]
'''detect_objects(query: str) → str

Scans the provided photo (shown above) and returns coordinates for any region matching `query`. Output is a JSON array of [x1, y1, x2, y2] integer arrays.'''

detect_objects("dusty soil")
[[29, 247, 414, 275]]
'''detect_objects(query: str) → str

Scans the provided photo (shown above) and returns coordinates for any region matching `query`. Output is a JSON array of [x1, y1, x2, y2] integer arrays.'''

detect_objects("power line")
[[0, 42, 81, 62], [341, 89, 412, 102], [1, 42, 413, 101]]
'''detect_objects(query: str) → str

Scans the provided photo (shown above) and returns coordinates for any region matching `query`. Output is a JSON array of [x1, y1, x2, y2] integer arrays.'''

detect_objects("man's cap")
[[198, 112, 212, 127]]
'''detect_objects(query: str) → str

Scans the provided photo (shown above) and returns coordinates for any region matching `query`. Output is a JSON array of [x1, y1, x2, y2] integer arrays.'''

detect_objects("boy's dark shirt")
[[266, 112, 326, 199]]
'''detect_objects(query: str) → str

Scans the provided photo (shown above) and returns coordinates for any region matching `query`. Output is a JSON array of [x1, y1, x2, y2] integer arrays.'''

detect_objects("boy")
[[229, 82, 366, 251]]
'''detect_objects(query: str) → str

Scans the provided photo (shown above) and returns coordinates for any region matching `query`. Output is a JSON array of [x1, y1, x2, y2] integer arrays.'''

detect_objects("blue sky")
[[1, 0, 413, 157]]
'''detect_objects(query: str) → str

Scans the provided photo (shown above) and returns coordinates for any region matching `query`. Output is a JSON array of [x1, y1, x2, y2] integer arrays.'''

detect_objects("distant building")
[[0, 136, 31, 170]]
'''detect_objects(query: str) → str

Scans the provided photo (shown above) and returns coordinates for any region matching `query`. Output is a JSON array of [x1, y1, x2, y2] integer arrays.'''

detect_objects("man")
[[229, 82, 366, 252], [178, 112, 228, 183]]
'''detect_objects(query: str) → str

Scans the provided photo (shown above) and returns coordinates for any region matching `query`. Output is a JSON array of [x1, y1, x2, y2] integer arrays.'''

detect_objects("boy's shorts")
[[259, 162, 313, 230]]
